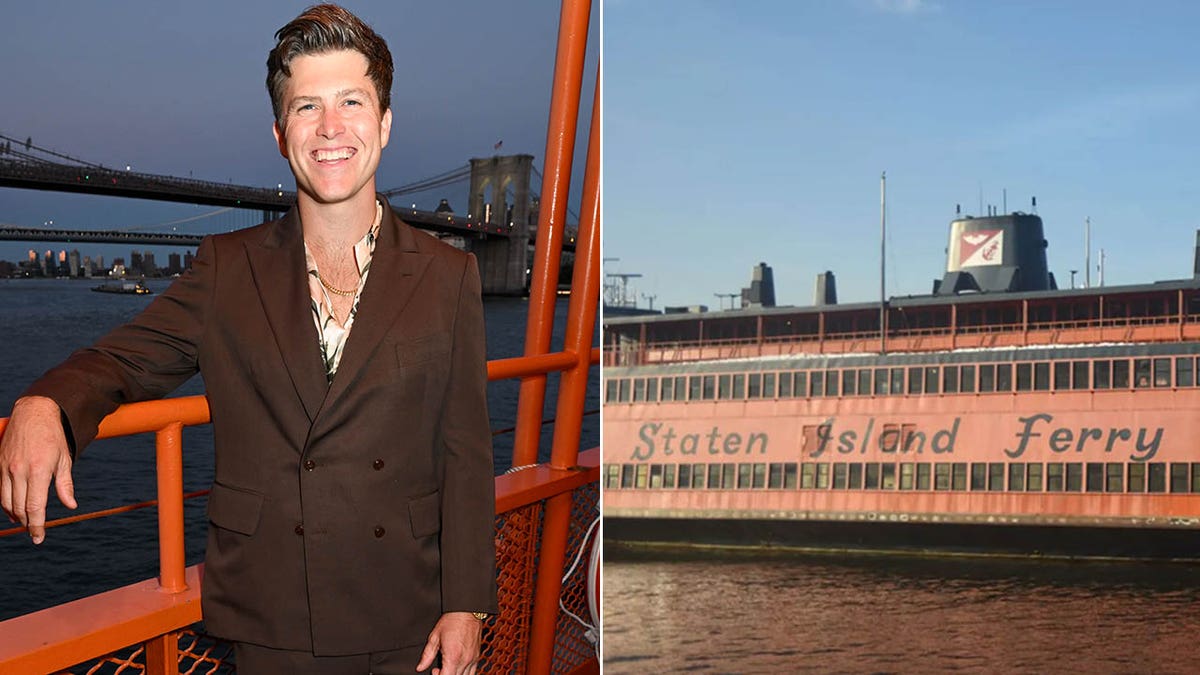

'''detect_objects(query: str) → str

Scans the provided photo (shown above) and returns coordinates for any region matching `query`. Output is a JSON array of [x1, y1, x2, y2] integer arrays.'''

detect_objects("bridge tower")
[[468, 154, 535, 295]]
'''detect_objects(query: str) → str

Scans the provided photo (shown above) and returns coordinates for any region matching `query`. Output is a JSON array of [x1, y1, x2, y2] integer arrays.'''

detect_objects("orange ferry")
[[604, 211, 1200, 559]]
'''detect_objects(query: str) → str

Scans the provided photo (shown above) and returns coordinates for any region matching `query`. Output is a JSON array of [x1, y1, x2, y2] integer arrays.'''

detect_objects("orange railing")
[[0, 0, 598, 672]]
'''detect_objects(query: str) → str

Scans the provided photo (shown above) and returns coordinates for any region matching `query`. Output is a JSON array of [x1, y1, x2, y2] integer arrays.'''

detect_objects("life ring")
[[586, 525, 600, 631]]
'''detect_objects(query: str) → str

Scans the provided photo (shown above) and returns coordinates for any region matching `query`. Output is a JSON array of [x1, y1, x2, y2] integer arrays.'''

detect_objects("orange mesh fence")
[[552, 481, 600, 672]]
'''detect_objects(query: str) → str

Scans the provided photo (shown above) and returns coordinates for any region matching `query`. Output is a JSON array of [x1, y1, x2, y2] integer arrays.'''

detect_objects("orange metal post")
[[155, 423, 187, 593], [513, 0, 593, 468], [526, 491, 575, 675], [143, 631, 178, 675]]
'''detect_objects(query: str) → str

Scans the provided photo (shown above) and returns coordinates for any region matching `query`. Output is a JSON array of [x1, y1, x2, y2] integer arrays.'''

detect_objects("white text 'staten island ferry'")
[[604, 210, 1200, 559]]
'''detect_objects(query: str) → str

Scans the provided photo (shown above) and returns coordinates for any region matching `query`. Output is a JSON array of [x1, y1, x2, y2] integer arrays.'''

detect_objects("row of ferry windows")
[[605, 356, 1200, 403], [605, 461, 1200, 494]]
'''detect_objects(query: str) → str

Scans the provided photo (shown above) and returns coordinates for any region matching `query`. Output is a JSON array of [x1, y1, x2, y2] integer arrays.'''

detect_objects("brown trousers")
[[234, 642, 431, 675]]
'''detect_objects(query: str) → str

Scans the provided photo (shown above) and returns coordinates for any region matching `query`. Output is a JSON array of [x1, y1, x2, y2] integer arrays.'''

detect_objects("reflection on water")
[[604, 546, 1200, 673]]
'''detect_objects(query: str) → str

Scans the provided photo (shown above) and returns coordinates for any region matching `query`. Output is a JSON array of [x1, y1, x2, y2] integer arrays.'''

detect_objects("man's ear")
[[380, 107, 393, 149], [273, 119, 288, 158]]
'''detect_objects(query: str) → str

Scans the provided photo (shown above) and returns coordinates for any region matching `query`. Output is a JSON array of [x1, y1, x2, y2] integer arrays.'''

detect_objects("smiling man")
[[0, 5, 496, 674]]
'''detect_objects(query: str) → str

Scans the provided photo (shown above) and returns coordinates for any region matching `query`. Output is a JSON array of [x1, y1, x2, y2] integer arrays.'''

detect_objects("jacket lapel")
[[325, 203, 433, 403], [244, 209, 329, 424]]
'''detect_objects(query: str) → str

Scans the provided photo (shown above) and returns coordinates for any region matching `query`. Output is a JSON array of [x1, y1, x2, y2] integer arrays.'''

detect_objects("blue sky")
[[604, 0, 1200, 309], [0, 1, 597, 266]]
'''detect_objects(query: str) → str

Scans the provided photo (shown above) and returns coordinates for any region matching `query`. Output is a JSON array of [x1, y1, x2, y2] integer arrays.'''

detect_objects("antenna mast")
[[1085, 217, 1091, 289], [880, 171, 887, 354]]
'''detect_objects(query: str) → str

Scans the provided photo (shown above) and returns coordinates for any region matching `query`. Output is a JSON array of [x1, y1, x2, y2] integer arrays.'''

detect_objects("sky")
[[0, 1, 597, 266], [604, 0, 1200, 310]]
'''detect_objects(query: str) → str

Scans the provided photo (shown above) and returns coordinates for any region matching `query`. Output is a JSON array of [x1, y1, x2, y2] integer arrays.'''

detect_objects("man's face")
[[273, 49, 392, 206]]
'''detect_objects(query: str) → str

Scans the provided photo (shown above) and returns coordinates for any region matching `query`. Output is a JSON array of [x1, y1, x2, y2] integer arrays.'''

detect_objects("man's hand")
[[0, 396, 76, 544], [416, 611, 483, 675]]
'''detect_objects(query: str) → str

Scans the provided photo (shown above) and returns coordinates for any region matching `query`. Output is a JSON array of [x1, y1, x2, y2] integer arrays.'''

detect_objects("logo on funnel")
[[960, 229, 1004, 267]]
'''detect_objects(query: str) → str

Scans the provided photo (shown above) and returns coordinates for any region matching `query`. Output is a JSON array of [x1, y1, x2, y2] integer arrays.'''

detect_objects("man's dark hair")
[[266, 4, 394, 124]]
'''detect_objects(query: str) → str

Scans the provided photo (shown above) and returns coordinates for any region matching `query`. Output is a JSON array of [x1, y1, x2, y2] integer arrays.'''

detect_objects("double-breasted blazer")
[[25, 200, 498, 655]]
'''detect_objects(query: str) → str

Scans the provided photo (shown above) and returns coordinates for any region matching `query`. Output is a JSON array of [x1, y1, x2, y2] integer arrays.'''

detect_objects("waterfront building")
[[68, 250, 80, 278], [167, 253, 182, 276]]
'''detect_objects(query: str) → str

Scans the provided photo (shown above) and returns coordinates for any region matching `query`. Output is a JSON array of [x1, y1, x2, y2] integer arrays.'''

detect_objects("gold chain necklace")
[[316, 271, 358, 297]]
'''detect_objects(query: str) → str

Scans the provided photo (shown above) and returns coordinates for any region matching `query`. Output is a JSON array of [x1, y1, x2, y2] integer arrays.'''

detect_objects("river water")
[[0, 277, 597, 621], [604, 546, 1200, 673]]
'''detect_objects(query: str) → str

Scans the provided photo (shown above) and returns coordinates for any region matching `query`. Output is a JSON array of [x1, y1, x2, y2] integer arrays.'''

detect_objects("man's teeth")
[[315, 149, 354, 162]]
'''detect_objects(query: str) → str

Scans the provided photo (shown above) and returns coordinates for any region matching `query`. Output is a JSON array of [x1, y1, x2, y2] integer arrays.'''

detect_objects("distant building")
[[168, 253, 182, 276], [184, 250, 194, 271], [143, 250, 157, 276], [68, 249, 81, 277], [42, 250, 53, 277], [130, 251, 144, 276]]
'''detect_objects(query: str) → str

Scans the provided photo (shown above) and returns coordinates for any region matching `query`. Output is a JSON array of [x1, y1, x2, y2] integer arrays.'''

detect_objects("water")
[[604, 547, 1200, 673], [0, 277, 597, 621]]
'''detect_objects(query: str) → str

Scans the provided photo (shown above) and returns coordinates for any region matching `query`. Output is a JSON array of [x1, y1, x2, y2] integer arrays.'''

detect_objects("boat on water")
[[604, 211, 1200, 560], [91, 279, 154, 295]]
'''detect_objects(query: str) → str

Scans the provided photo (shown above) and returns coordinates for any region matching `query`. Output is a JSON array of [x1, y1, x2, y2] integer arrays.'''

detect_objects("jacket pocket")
[[408, 490, 441, 538], [207, 481, 265, 536]]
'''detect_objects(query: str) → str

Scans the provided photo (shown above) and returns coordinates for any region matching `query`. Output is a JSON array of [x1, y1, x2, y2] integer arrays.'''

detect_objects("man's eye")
[[344, 99, 361, 107], [296, 103, 316, 112]]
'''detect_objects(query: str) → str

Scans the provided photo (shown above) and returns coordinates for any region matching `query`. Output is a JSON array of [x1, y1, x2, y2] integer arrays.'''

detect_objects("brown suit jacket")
[[25, 201, 498, 655]]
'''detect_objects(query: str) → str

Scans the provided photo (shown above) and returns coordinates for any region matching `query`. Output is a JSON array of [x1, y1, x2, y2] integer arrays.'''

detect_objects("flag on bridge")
[[494, 140, 503, 150]]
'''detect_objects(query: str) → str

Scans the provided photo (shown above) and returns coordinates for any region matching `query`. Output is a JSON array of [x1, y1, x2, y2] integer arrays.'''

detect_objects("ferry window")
[[908, 367, 923, 395], [762, 373, 777, 398], [1065, 463, 1083, 492], [1154, 358, 1171, 387], [1085, 463, 1103, 492], [953, 463, 968, 490], [1046, 463, 1064, 492], [635, 464, 649, 489], [784, 463, 798, 489], [1009, 463, 1025, 491], [722, 464, 736, 489], [707, 465, 721, 489], [688, 376, 702, 401], [848, 463, 864, 489], [753, 463, 767, 489], [881, 463, 896, 490], [691, 464, 706, 488], [988, 463, 1005, 491], [605, 464, 620, 489], [646, 377, 658, 402], [890, 368, 904, 395], [995, 364, 1013, 392], [1053, 362, 1070, 391], [768, 463, 784, 489], [620, 464, 636, 488], [718, 374, 732, 399], [864, 463, 880, 489], [810, 372, 824, 397], [1093, 361, 1111, 389], [816, 463, 830, 489], [842, 370, 857, 396], [1177, 357, 1194, 388], [801, 463, 817, 489], [1072, 361, 1089, 390], [1026, 463, 1043, 491], [858, 369, 871, 396], [925, 367, 939, 394], [825, 370, 839, 397], [737, 463, 753, 489], [633, 378, 646, 402], [960, 365, 977, 393], [660, 377, 675, 401], [1113, 360, 1130, 388], [1170, 463, 1190, 493], [1148, 463, 1166, 493], [678, 464, 692, 489], [792, 372, 806, 399], [970, 463, 987, 490], [1016, 363, 1032, 392], [649, 464, 664, 488], [874, 369, 888, 395], [1037, 362, 1053, 391], [733, 374, 745, 399], [900, 463, 915, 490], [917, 464, 932, 490], [979, 364, 996, 393], [618, 379, 632, 402], [605, 379, 618, 403], [1193, 463, 1200, 492], [702, 375, 716, 400], [778, 373, 793, 398], [674, 376, 687, 400], [664, 464, 676, 488], [943, 366, 959, 394], [748, 373, 762, 399], [833, 463, 848, 489], [1128, 463, 1146, 493], [1105, 463, 1124, 492], [934, 463, 951, 490], [1134, 359, 1152, 388]]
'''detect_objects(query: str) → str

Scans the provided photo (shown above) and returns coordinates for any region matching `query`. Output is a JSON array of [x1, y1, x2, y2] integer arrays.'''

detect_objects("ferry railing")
[[0, 0, 599, 671]]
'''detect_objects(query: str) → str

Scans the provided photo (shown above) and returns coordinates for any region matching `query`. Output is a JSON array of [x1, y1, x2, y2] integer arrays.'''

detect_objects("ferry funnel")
[[935, 214, 1052, 294]]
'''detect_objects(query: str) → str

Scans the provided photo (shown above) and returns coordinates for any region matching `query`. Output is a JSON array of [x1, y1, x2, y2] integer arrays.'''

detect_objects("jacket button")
[[295, 524, 304, 536], [374, 526, 386, 538], [373, 459, 385, 470], [304, 459, 316, 471]]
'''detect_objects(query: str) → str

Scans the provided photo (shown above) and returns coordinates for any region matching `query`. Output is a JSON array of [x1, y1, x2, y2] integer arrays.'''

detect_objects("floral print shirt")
[[305, 202, 383, 381]]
